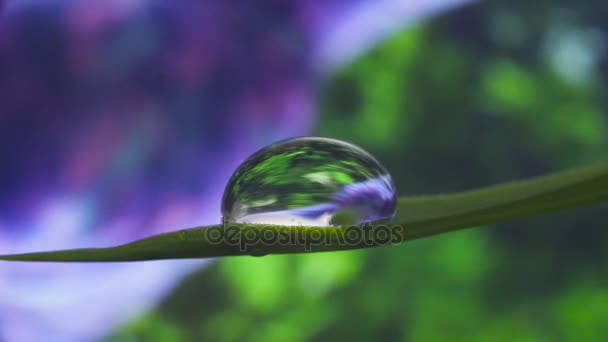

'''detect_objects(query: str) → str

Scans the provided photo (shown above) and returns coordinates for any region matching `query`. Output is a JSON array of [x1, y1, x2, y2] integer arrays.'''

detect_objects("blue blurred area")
[[0, 0, 314, 237]]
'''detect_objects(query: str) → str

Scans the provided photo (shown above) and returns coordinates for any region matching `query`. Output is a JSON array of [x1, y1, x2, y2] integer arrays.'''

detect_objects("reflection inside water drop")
[[221, 137, 397, 226]]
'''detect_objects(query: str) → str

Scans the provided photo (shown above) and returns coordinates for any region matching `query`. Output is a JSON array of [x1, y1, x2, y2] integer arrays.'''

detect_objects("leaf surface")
[[1, 163, 607, 262]]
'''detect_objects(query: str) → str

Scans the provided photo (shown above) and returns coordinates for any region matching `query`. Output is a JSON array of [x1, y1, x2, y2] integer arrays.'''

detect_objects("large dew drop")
[[221, 137, 397, 226]]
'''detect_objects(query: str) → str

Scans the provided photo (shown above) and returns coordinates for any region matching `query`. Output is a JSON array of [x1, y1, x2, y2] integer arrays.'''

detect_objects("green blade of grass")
[[1, 163, 607, 262]]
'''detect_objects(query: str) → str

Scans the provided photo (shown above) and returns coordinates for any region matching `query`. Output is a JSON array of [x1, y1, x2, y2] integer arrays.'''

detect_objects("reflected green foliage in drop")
[[221, 137, 397, 226]]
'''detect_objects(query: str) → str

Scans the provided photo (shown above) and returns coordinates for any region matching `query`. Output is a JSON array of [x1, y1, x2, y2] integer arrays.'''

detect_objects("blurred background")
[[1, 0, 608, 341]]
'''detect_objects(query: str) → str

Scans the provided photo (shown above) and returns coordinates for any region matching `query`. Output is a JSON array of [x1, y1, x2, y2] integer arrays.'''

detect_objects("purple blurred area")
[[0, 0, 470, 340], [0, 0, 314, 242]]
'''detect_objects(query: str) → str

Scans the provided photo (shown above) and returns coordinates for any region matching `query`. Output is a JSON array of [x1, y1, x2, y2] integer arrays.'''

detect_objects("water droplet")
[[221, 137, 397, 226]]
